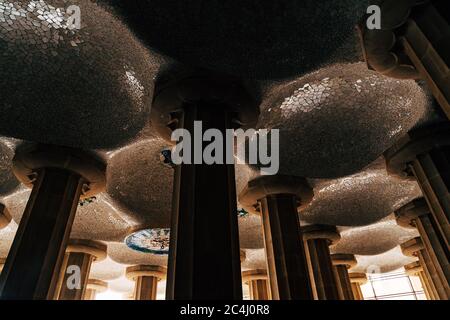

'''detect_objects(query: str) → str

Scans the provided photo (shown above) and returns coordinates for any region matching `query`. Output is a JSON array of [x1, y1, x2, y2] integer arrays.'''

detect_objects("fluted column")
[[302, 225, 341, 300], [126, 265, 166, 300], [396, 198, 450, 298], [56, 240, 107, 300], [242, 269, 270, 300], [240, 175, 314, 300], [331, 254, 356, 300], [84, 279, 108, 300], [0, 204, 11, 229], [349, 273, 367, 301], [152, 74, 257, 300], [0, 145, 105, 300], [404, 261, 434, 300], [401, 237, 448, 299]]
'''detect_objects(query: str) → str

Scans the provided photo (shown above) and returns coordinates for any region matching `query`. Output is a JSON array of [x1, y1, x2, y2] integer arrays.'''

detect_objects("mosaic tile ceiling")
[[351, 246, 417, 274], [101, 0, 369, 79], [0, 0, 159, 149], [254, 63, 427, 178]]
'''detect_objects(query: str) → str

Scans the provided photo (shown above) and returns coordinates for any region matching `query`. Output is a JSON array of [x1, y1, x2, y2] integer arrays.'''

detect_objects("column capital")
[[400, 237, 424, 257], [152, 72, 258, 142], [349, 273, 367, 285], [384, 123, 450, 176], [126, 265, 167, 281], [395, 198, 430, 228], [404, 261, 423, 276], [66, 239, 107, 262], [239, 175, 313, 214], [0, 203, 11, 229], [12, 144, 106, 198], [86, 279, 108, 293], [242, 269, 268, 283], [301, 224, 340, 245], [331, 254, 357, 269]]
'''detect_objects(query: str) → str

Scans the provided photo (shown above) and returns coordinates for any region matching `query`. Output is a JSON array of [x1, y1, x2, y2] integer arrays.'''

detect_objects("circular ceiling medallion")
[[125, 228, 170, 255]]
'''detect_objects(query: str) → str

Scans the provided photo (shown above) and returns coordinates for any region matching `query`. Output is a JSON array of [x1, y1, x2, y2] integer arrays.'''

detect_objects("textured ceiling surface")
[[253, 63, 427, 178], [101, 0, 369, 79], [301, 166, 423, 226], [1, 187, 133, 242], [0, 0, 159, 149], [0, 220, 17, 258], [352, 246, 417, 274], [330, 214, 419, 256], [89, 256, 124, 281], [0, 140, 19, 196], [106, 138, 173, 228], [241, 248, 267, 271]]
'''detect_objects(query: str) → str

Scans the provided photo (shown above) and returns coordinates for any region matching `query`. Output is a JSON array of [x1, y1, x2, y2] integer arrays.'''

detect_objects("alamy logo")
[[366, 5, 381, 30], [65, 265, 81, 290], [170, 121, 280, 175]]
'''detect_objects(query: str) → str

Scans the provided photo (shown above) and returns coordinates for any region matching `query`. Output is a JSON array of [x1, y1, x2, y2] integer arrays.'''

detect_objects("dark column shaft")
[[333, 265, 354, 300], [412, 149, 450, 249], [416, 214, 450, 298], [135, 276, 158, 300], [166, 104, 242, 299], [305, 239, 340, 300], [418, 250, 448, 299], [260, 194, 313, 300], [248, 280, 270, 300], [0, 168, 84, 299], [57, 252, 94, 300]]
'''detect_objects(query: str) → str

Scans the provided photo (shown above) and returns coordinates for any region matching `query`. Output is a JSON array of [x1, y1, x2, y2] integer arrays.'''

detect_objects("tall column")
[[331, 254, 356, 300], [56, 240, 107, 300], [0, 204, 11, 229], [126, 265, 166, 300], [240, 175, 314, 300], [386, 124, 450, 251], [359, 0, 449, 115], [302, 225, 341, 300], [401, 237, 448, 300], [396, 198, 450, 298], [242, 269, 270, 300], [404, 261, 434, 300], [152, 74, 258, 300], [349, 273, 367, 301], [0, 144, 105, 300], [84, 279, 108, 300]]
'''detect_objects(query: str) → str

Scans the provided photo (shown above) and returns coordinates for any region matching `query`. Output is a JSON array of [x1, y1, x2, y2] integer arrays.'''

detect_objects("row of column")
[[0, 72, 448, 300]]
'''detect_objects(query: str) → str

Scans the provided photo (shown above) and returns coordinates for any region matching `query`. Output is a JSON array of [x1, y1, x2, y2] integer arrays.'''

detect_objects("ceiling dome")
[[351, 246, 417, 274], [301, 166, 422, 226], [254, 63, 427, 178], [0, 0, 159, 149], [330, 215, 419, 256], [103, 0, 368, 79]]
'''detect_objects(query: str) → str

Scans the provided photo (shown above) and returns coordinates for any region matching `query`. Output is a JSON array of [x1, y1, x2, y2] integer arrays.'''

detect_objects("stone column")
[[385, 124, 450, 251], [401, 237, 448, 300], [331, 254, 357, 300], [56, 240, 107, 300], [404, 261, 434, 300], [0, 145, 105, 300], [240, 175, 314, 300], [302, 225, 341, 300], [152, 73, 258, 300], [126, 265, 166, 300], [349, 273, 367, 301], [0, 204, 11, 230], [242, 269, 270, 300], [84, 279, 108, 300], [396, 198, 450, 298]]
